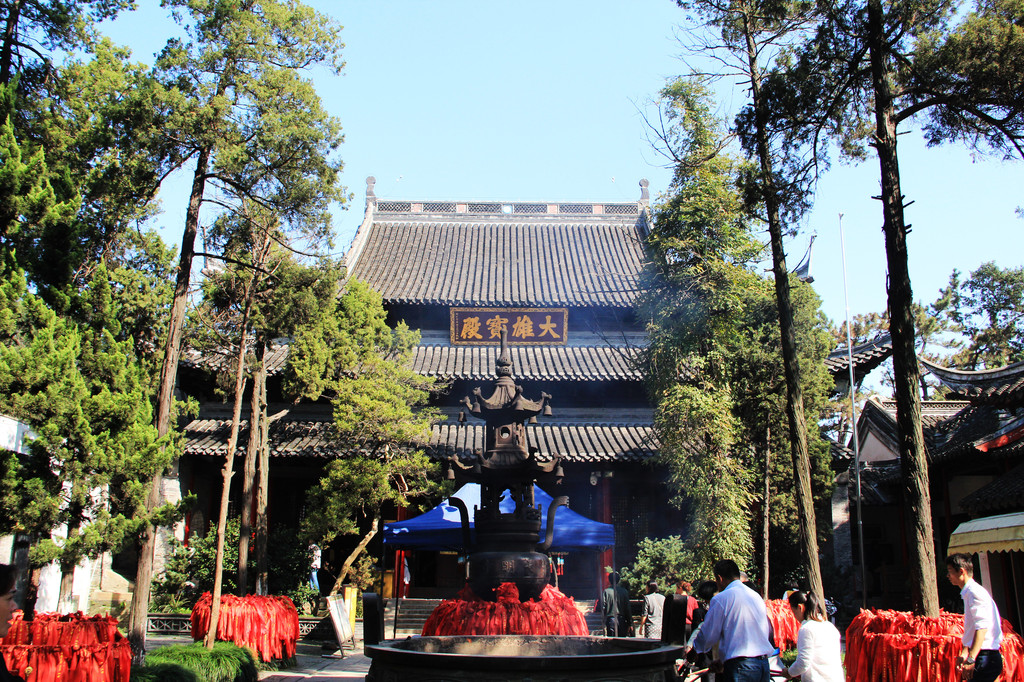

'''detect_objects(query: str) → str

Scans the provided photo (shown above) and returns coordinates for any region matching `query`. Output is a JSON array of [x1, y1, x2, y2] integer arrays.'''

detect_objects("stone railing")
[[146, 613, 332, 638]]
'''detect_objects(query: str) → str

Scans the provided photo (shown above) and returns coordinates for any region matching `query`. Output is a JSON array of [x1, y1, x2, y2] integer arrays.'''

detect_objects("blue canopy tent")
[[383, 483, 614, 551]]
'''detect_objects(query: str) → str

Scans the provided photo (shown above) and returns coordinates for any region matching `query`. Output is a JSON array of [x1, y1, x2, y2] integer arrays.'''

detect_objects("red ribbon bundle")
[[844, 609, 1024, 681], [765, 599, 800, 650], [421, 582, 589, 636], [190, 593, 300, 662], [0, 611, 131, 682]]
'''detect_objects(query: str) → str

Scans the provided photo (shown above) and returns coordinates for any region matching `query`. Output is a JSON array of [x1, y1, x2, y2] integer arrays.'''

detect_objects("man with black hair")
[[946, 553, 1003, 682], [692, 559, 774, 682], [602, 571, 632, 637]]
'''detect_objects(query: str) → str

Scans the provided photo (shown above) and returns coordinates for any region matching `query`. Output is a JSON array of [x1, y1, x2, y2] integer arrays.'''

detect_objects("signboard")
[[326, 594, 355, 654], [450, 308, 568, 345]]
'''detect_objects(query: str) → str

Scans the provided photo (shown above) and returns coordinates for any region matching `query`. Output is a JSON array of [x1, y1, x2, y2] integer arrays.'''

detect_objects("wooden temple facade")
[[178, 178, 681, 602]]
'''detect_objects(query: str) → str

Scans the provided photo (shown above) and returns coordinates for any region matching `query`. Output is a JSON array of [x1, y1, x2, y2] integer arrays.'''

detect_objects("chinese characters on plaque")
[[450, 308, 568, 345]]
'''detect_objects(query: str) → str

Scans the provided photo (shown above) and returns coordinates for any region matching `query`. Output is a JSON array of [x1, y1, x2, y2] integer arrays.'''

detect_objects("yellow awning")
[[948, 511, 1024, 555]]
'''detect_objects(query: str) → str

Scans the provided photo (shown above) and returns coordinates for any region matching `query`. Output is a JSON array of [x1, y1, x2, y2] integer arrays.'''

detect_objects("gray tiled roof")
[[345, 213, 650, 308], [876, 399, 972, 428], [848, 461, 901, 505], [826, 334, 892, 379], [921, 358, 1024, 406], [183, 417, 658, 464], [181, 342, 290, 376], [182, 341, 642, 383], [412, 344, 641, 381], [928, 405, 1024, 463], [185, 416, 340, 459], [434, 422, 658, 463], [960, 462, 1024, 516]]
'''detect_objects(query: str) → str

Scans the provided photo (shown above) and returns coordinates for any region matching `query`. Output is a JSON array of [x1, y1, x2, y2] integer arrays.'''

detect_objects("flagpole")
[[840, 213, 868, 609]]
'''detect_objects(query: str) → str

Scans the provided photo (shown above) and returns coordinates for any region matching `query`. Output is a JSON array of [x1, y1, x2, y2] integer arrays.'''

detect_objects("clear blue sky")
[[103, 1, 1022, 332]]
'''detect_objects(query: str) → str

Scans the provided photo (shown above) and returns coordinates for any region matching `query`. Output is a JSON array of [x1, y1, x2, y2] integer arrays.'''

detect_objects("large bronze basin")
[[365, 635, 683, 681]]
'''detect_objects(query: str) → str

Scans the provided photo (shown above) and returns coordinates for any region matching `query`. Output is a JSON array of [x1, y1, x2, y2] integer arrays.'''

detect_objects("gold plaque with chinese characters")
[[450, 308, 568, 345]]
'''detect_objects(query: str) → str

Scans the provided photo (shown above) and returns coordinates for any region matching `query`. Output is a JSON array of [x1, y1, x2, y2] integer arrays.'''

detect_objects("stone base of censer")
[[365, 635, 684, 682], [421, 583, 588, 636]]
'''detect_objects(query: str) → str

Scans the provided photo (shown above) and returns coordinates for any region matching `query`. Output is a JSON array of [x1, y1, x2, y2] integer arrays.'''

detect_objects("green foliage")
[[286, 280, 444, 586], [0, 0, 134, 88], [155, 0, 345, 245], [0, 80, 80, 275], [131, 662, 200, 682], [621, 536, 700, 595], [639, 77, 835, 591], [265, 525, 320, 611], [152, 519, 317, 610], [141, 641, 257, 682], [152, 518, 239, 612], [0, 264, 180, 573], [945, 262, 1024, 369]]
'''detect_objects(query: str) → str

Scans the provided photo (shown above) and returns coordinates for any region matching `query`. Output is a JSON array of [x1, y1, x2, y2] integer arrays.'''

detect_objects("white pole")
[[840, 213, 869, 609]]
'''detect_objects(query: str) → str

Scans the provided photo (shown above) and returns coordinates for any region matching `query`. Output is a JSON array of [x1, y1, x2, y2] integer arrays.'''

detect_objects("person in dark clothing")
[[0, 564, 25, 682], [602, 572, 633, 637]]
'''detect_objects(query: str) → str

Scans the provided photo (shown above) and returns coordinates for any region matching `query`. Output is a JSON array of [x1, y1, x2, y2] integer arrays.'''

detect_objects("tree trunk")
[[761, 428, 771, 600], [328, 517, 380, 597], [0, 0, 22, 85], [867, 0, 939, 617], [742, 4, 824, 600], [56, 508, 83, 609], [127, 145, 210, 661], [254, 337, 270, 594], [22, 566, 40, 620], [57, 564, 74, 611], [237, 338, 262, 595], [204, 278, 258, 647]]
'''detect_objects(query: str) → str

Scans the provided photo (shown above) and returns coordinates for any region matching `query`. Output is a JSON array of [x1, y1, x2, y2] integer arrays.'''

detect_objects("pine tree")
[[286, 280, 444, 595], [129, 0, 344, 656], [762, 0, 1024, 615]]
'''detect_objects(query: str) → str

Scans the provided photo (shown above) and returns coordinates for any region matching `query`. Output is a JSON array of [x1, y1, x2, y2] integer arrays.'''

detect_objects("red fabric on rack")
[[190, 593, 300, 662], [765, 599, 801, 650], [421, 582, 589, 636], [844, 609, 1024, 682], [0, 612, 130, 682]]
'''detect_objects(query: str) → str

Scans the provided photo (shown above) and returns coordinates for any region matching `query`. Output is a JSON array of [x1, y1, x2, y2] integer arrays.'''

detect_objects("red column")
[[391, 507, 410, 598], [600, 475, 614, 570]]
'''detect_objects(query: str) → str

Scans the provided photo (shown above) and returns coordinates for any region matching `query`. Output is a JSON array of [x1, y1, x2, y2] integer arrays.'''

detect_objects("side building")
[[835, 358, 1024, 630]]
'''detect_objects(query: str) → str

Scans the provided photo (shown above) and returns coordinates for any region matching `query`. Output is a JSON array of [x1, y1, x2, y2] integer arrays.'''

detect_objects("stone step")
[[383, 598, 441, 638]]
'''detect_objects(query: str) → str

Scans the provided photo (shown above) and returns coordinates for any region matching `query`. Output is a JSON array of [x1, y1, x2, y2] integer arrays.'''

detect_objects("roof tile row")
[[184, 418, 657, 464], [412, 344, 640, 381], [347, 221, 648, 308]]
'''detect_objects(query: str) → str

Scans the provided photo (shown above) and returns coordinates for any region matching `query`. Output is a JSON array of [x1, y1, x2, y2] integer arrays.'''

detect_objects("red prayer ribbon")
[[190, 593, 300, 662]]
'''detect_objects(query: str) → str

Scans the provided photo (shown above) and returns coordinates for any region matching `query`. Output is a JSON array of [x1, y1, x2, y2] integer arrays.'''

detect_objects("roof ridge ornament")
[[366, 176, 376, 199]]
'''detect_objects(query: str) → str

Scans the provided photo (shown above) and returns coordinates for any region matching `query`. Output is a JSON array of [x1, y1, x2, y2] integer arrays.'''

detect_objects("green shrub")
[[152, 518, 317, 612], [151, 519, 240, 613], [620, 536, 701, 596], [131, 662, 200, 682], [141, 642, 257, 682]]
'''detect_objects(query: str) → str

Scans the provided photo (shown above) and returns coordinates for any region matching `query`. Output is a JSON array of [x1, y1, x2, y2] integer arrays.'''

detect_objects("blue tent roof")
[[383, 483, 614, 551]]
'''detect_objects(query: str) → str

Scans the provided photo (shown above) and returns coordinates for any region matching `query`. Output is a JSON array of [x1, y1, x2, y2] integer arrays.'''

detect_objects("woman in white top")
[[783, 590, 844, 682]]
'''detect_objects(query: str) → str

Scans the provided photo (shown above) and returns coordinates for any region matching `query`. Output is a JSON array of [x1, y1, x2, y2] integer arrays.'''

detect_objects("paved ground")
[[258, 648, 371, 681]]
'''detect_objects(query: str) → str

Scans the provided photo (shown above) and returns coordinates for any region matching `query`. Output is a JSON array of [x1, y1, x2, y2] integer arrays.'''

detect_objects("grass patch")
[[131, 662, 200, 682], [136, 641, 258, 682]]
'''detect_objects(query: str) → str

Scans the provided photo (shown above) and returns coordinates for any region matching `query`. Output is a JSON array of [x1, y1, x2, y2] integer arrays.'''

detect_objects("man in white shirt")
[[692, 560, 774, 682], [946, 553, 1003, 682]]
